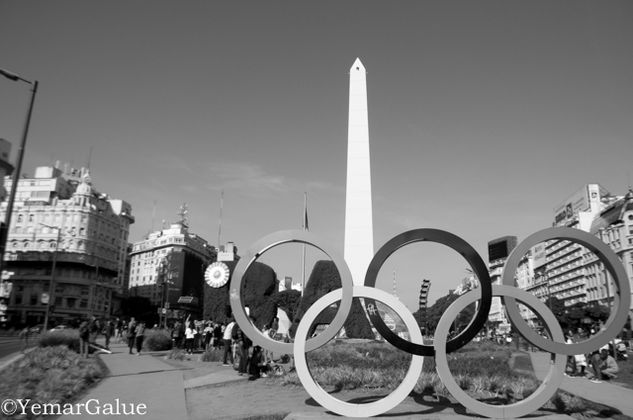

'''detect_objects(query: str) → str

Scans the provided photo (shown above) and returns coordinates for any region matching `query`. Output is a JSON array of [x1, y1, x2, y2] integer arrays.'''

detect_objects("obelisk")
[[344, 58, 374, 286]]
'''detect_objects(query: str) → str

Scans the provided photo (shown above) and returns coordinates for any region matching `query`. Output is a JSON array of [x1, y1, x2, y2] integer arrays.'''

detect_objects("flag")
[[303, 192, 309, 231]]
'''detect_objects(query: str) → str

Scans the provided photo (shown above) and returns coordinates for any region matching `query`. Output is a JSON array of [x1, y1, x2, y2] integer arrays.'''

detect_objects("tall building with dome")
[[128, 205, 215, 319], [0, 164, 133, 327]]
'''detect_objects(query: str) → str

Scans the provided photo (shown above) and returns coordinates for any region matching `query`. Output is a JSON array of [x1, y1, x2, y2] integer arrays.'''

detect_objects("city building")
[[487, 236, 517, 333], [0, 164, 133, 327], [128, 206, 215, 318], [0, 138, 13, 202], [522, 184, 633, 328]]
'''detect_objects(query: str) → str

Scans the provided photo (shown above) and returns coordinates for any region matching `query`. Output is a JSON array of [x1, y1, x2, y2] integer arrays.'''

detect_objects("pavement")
[[56, 341, 188, 420], [2, 341, 632, 419], [529, 351, 633, 418]]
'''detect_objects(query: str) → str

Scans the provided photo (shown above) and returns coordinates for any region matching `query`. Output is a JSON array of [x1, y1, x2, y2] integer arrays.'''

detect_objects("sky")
[[1, 1, 632, 312]]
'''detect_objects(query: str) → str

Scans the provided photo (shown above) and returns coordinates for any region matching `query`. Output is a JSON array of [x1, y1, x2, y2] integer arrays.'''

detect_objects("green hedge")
[[143, 329, 173, 351]]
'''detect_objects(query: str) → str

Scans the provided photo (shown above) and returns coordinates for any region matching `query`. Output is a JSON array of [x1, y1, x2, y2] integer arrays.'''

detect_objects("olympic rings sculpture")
[[229, 228, 630, 418]]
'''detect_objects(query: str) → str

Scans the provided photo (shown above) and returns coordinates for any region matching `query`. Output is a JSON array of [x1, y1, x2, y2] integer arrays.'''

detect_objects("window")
[[17, 215, 23, 223]]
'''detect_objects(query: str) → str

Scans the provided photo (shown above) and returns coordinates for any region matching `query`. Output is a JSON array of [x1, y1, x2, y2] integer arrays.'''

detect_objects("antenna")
[[151, 200, 157, 232], [86, 145, 93, 171]]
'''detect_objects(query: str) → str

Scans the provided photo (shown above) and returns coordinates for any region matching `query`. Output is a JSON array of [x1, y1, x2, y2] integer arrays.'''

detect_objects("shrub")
[[38, 329, 80, 352], [0, 346, 104, 409], [143, 329, 173, 351], [167, 348, 187, 361], [201, 347, 223, 362]]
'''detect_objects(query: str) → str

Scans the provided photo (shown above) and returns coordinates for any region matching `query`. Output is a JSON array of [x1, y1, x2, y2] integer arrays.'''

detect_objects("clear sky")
[[1, 1, 632, 312]]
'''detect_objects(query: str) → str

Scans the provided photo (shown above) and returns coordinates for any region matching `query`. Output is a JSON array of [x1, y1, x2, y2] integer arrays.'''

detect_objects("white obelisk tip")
[[351, 58, 365, 73]]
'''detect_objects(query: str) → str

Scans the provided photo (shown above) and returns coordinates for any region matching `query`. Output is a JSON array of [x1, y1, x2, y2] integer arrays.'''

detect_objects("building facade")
[[128, 212, 214, 317], [487, 236, 518, 332], [522, 184, 633, 328], [0, 164, 133, 327]]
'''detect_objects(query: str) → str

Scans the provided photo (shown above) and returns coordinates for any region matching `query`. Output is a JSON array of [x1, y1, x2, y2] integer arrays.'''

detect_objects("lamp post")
[[0, 68, 38, 274], [40, 223, 61, 331]]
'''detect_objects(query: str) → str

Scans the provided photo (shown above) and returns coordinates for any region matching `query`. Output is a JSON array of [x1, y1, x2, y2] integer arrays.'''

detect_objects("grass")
[[611, 355, 633, 390], [0, 346, 105, 413], [269, 339, 616, 416]]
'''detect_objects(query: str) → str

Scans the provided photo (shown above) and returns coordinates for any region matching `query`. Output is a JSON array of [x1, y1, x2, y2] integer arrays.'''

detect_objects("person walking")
[[19, 326, 30, 353], [222, 318, 236, 366], [78, 319, 90, 358], [135, 321, 146, 355], [127, 317, 137, 355], [104, 319, 115, 350]]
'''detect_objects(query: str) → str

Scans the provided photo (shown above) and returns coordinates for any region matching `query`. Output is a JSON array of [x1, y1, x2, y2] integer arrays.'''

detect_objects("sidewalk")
[[529, 351, 633, 417], [58, 341, 187, 420]]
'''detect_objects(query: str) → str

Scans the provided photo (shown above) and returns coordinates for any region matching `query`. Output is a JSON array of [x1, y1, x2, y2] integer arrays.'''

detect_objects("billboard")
[[532, 243, 547, 269], [553, 184, 604, 227]]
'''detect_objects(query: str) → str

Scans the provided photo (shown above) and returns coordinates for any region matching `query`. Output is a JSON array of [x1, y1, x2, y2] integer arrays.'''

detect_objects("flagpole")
[[217, 190, 224, 248], [301, 192, 307, 296]]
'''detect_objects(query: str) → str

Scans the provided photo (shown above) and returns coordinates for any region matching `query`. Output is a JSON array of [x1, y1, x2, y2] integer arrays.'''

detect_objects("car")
[[29, 324, 43, 334], [49, 325, 69, 332]]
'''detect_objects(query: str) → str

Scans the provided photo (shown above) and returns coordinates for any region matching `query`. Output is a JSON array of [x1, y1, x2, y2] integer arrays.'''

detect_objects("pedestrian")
[[135, 321, 146, 355], [213, 322, 222, 348], [185, 320, 196, 354], [19, 326, 30, 353], [116, 318, 123, 338], [222, 318, 235, 366], [78, 319, 90, 358], [248, 345, 268, 379], [597, 348, 619, 381], [236, 326, 252, 376], [104, 319, 115, 350], [127, 317, 137, 354], [204, 321, 213, 350]]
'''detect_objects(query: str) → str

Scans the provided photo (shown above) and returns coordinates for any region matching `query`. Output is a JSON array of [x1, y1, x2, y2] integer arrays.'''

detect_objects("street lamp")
[[40, 223, 61, 331], [0, 68, 39, 274]]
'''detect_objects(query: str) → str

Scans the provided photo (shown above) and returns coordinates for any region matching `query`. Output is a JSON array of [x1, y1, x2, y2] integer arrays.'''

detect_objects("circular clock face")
[[205, 262, 230, 288]]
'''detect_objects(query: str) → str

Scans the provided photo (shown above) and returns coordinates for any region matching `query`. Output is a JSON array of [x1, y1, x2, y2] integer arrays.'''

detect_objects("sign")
[[178, 296, 197, 305], [217, 251, 234, 262], [532, 243, 547, 268], [41, 293, 50, 304], [552, 184, 604, 226]]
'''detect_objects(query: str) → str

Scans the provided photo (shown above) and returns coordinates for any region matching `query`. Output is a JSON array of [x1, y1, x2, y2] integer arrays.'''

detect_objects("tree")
[[273, 290, 302, 322], [290, 260, 374, 339], [203, 259, 278, 328]]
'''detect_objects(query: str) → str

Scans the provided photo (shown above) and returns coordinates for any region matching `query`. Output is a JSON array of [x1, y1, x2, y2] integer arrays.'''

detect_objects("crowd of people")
[[166, 316, 286, 380], [565, 327, 623, 383]]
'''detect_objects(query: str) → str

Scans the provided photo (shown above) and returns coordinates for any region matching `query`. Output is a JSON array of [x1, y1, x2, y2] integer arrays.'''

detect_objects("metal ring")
[[363, 228, 492, 356], [502, 227, 631, 356], [229, 229, 354, 354], [294, 286, 425, 418], [434, 285, 566, 418]]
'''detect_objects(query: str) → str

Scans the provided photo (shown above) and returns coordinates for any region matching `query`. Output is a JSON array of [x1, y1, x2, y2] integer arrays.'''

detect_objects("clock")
[[205, 262, 230, 288]]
